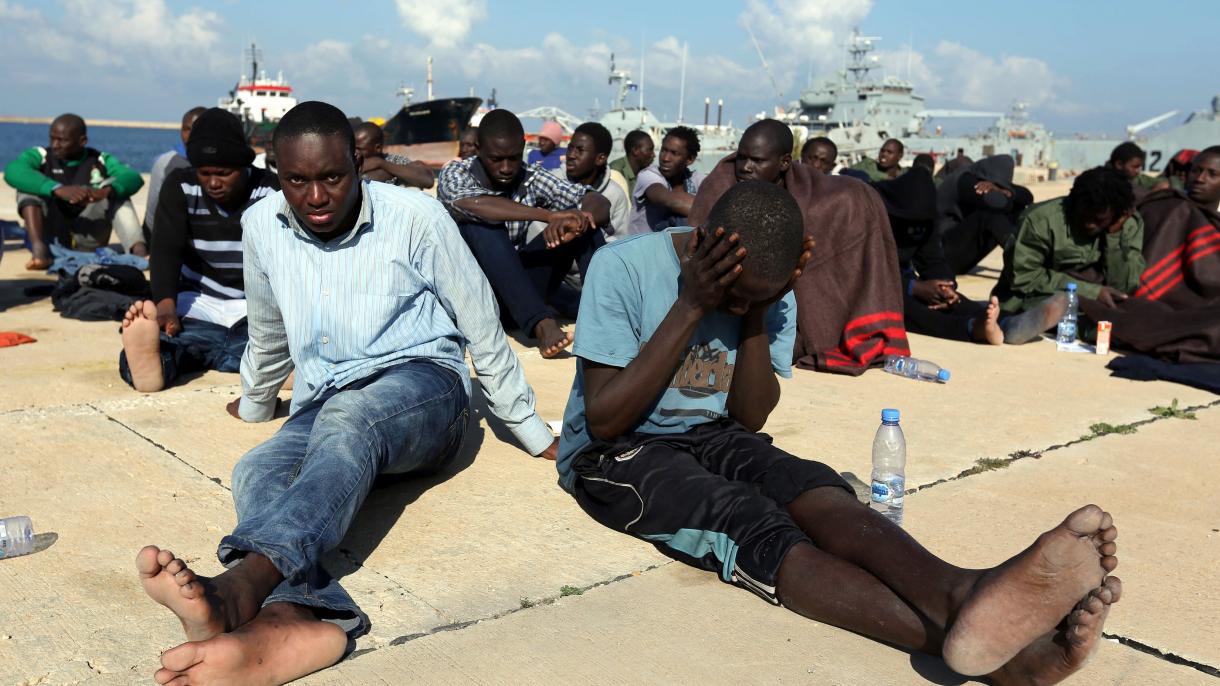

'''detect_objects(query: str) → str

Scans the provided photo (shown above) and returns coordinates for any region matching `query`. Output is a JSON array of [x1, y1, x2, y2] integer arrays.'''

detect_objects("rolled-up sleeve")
[[436, 159, 491, 223], [421, 204, 553, 454], [237, 215, 293, 422]]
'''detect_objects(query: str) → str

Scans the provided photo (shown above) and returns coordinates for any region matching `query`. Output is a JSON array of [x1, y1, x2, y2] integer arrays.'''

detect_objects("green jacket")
[[993, 197, 1145, 312], [608, 156, 638, 198], [851, 156, 897, 182], [1132, 173, 1162, 190], [3, 146, 143, 199]]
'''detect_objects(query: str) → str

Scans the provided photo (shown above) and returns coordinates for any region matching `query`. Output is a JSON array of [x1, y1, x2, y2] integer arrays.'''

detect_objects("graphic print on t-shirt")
[[662, 342, 734, 420]]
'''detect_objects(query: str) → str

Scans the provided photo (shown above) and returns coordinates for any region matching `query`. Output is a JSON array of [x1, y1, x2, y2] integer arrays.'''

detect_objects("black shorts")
[[570, 419, 852, 604]]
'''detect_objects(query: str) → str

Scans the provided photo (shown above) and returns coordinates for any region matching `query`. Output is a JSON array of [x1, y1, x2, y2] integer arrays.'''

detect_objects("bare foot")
[[1002, 293, 1069, 345], [971, 296, 1004, 345], [154, 602, 347, 686], [942, 505, 1118, 676], [136, 546, 225, 642], [122, 300, 165, 392], [533, 318, 573, 358], [129, 241, 150, 258], [989, 577, 1123, 686]]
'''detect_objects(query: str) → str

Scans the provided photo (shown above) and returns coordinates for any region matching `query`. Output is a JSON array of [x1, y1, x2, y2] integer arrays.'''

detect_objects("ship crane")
[[516, 106, 583, 135], [1126, 110, 1179, 138]]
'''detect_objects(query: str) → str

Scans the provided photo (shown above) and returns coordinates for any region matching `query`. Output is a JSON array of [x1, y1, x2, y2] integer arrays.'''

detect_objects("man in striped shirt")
[[136, 102, 556, 685], [118, 108, 276, 392]]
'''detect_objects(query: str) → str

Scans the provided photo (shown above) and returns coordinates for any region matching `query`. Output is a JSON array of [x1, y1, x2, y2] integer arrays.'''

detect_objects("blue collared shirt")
[[237, 181, 553, 455]]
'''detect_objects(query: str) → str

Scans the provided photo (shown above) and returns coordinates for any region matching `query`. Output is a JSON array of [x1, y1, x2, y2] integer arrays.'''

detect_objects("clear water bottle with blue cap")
[[870, 409, 907, 527], [1056, 282, 1079, 345], [883, 355, 950, 383], [0, 516, 34, 559]]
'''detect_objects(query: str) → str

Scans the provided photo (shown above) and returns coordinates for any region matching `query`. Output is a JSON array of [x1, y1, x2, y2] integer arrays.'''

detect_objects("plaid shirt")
[[437, 156, 589, 244]]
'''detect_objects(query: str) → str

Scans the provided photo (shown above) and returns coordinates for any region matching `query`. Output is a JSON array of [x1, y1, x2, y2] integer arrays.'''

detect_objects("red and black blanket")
[[689, 155, 910, 375], [1082, 189, 1220, 362]]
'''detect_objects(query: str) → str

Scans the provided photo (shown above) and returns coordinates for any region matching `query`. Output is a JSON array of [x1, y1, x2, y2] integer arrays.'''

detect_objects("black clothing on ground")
[[149, 166, 276, 303], [1106, 355, 1220, 395], [936, 155, 1033, 274], [51, 264, 150, 322], [569, 420, 853, 604]]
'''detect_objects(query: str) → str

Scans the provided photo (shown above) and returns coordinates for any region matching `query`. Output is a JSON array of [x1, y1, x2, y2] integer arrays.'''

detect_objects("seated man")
[[4, 113, 145, 268], [608, 129, 655, 198], [630, 126, 704, 235], [559, 122, 630, 241], [526, 120, 566, 170], [145, 106, 206, 244], [690, 119, 910, 375], [137, 101, 557, 686], [873, 167, 1066, 345], [1082, 146, 1220, 361], [851, 138, 904, 181], [118, 108, 277, 392], [436, 109, 610, 358], [799, 136, 838, 174], [994, 167, 1145, 316], [936, 155, 1034, 274], [558, 179, 1120, 685], [352, 121, 435, 189], [458, 126, 479, 159], [1108, 142, 1165, 194]]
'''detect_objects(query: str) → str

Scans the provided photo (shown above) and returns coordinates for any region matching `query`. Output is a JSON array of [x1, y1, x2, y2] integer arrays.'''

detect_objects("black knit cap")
[[187, 108, 255, 168]]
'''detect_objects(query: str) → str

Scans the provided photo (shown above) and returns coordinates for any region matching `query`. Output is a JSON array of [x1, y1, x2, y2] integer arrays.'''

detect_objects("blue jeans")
[[457, 221, 603, 335], [118, 316, 246, 388], [219, 359, 469, 640]]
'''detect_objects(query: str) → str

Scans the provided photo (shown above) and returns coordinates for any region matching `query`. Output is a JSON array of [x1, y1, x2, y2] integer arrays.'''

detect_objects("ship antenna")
[[426, 56, 434, 101], [677, 42, 687, 123]]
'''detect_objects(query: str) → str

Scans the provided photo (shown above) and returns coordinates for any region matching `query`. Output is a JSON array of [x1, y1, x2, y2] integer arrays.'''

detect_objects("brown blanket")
[[689, 155, 910, 374], [1081, 189, 1220, 362]]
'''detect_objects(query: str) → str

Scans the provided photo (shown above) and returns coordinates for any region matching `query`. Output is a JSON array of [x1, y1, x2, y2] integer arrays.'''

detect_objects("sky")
[[0, 0, 1216, 137]]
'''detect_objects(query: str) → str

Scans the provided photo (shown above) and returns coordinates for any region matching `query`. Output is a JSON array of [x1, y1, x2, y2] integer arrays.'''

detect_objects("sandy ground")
[[0, 176, 1216, 684]]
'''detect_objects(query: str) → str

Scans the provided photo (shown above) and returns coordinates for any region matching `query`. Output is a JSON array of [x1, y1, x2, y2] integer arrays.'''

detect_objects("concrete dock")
[[0, 178, 1215, 684]]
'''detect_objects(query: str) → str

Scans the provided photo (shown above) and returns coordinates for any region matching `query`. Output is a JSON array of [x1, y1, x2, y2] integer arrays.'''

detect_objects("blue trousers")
[[457, 221, 603, 335], [118, 316, 246, 388], [219, 359, 469, 640]]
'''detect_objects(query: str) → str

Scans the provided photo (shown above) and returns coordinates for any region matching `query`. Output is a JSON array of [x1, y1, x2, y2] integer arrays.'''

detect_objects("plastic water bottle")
[[1056, 283, 1079, 344], [870, 409, 907, 527], [0, 516, 34, 559], [884, 355, 950, 383]]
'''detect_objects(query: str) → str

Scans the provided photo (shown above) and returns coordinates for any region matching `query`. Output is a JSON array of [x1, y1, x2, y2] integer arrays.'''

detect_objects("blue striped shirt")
[[236, 181, 553, 455]]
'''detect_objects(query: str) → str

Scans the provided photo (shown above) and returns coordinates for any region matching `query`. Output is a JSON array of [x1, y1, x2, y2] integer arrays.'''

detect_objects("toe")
[[1098, 541, 1117, 557], [1103, 576, 1123, 603], [1065, 504, 1105, 535], [140, 300, 158, 319], [1100, 556, 1118, 573], [166, 558, 185, 575], [154, 668, 190, 685], [1099, 525, 1118, 542], [173, 568, 196, 586], [137, 546, 163, 576], [161, 641, 204, 672], [157, 549, 175, 567]]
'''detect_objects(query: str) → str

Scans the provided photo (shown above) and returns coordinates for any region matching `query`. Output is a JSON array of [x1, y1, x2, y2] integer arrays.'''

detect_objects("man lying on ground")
[[608, 129, 654, 198], [557, 179, 1121, 685], [137, 101, 556, 686], [353, 121, 435, 189], [436, 108, 610, 358], [629, 126, 704, 235], [800, 136, 838, 174], [874, 166, 1066, 345], [118, 108, 277, 393], [4, 113, 145, 267], [689, 119, 910, 375], [936, 155, 1034, 275], [993, 167, 1144, 315], [145, 106, 206, 244], [851, 138, 904, 181]]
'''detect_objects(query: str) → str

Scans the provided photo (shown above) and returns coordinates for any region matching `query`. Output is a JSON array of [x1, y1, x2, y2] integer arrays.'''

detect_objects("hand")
[[538, 438, 559, 461], [154, 299, 182, 336], [543, 210, 588, 248], [677, 226, 745, 315], [1107, 210, 1132, 234], [87, 186, 113, 203], [912, 280, 959, 308], [53, 185, 91, 204], [1095, 286, 1129, 308], [226, 398, 242, 420], [974, 180, 1012, 198]]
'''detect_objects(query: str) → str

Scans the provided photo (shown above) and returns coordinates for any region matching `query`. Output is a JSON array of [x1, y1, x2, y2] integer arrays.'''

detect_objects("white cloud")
[[738, 0, 874, 96], [932, 41, 1074, 112], [395, 0, 486, 49]]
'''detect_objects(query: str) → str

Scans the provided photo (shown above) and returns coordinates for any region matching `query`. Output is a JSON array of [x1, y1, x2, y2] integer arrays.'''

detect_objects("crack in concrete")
[[1103, 632, 1219, 677], [347, 561, 672, 661], [333, 547, 449, 620], [87, 403, 229, 491], [910, 398, 1220, 495]]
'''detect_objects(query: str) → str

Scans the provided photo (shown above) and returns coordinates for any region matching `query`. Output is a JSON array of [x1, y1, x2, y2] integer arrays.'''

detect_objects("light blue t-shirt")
[[556, 228, 797, 491]]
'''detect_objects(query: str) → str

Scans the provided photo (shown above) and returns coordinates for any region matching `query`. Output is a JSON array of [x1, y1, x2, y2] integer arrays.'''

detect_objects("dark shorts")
[[570, 420, 852, 604]]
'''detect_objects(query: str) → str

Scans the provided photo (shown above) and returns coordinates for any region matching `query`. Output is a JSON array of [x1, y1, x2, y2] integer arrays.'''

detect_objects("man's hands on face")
[[974, 180, 1012, 198], [678, 227, 746, 315], [1095, 286, 1129, 308], [912, 279, 960, 309], [543, 210, 594, 248], [53, 185, 92, 205], [1107, 210, 1132, 234]]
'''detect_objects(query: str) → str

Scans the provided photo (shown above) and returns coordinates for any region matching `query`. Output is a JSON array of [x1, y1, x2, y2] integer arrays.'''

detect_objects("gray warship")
[[775, 30, 1220, 172]]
